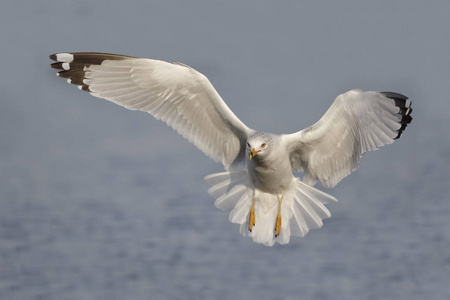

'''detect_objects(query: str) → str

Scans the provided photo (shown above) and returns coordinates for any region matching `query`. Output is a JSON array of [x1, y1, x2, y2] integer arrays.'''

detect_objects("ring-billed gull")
[[50, 52, 412, 246]]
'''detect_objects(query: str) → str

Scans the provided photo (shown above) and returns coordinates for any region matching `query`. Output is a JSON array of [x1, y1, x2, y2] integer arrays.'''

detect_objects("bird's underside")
[[50, 52, 412, 246]]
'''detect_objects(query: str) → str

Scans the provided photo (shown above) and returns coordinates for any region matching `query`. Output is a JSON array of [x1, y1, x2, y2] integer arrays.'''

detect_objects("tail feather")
[[205, 171, 337, 246], [290, 202, 309, 237], [215, 185, 248, 211], [205, 171, 250, 211], [294, 187, 324, 229], [251, 202, 278, 246], [229, 192, 253, 224], [204, 171, 246, 187], [297, 181, 338, 204]]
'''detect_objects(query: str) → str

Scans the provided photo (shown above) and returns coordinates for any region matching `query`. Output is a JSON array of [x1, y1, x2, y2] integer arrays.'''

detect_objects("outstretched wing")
[[50, 52, 252, 170], [283, 89, 412, 188]]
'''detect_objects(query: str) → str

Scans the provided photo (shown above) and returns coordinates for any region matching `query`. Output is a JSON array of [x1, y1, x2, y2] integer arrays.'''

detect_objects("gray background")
[[1, 1, 449, 299]]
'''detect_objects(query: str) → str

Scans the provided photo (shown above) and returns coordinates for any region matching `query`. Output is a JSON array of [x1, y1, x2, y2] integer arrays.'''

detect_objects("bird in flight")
[[50, 52, 412, 246]]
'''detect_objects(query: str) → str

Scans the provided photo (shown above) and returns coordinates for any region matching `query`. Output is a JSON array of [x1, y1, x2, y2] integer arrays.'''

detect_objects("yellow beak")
[[250, 148, 260, 160]]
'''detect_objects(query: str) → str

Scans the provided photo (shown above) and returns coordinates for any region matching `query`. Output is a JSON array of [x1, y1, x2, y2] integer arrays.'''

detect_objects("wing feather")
[[50, 52, 252, 170], [283, 89, 412, 188]]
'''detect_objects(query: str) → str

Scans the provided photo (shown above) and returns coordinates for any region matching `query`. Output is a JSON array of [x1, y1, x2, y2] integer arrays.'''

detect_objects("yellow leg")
[[248, 197, 256, 232], [275, 196, 283, 237]]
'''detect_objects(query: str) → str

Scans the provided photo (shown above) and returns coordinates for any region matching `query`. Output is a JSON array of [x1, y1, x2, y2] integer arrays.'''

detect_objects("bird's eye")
[[246, 143, 250, 148], [261, 143, 266, 148]]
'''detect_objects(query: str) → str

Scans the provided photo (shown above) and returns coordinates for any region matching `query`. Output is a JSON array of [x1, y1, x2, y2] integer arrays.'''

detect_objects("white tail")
[[205, 170, 338, 246]]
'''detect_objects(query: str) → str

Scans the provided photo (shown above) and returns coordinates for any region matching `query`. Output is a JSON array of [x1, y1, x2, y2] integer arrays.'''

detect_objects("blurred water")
[[1, 1, 450, 299]]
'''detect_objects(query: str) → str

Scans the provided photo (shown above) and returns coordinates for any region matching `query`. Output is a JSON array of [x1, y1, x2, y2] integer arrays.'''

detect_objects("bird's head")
[[247, 132, 273, 160]]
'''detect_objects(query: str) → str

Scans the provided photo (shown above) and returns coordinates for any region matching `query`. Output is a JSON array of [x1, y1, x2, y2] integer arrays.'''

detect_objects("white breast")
[[247, 145, 294, 194]]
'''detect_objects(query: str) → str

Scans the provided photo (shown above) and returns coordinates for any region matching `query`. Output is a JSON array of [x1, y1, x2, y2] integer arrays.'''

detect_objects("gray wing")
[[50, 52, 253, 170], [283, 89, 412, 188]]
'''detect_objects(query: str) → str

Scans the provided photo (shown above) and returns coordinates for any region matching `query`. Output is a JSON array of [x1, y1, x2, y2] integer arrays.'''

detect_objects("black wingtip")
[[50, 62, 63, 70], [381, 91, 409, 101], [381, 91, 412, 110], [400, 114, 413, 124], [49, 53, 57, 61], [394, 132, 403, 140], [381, 91, 413, 140], [399, 107, 413, 115], [394, 122, 409, 139]]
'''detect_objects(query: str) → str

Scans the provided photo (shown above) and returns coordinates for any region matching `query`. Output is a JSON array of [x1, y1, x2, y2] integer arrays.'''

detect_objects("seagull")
[[50, 52, 412, 246]]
